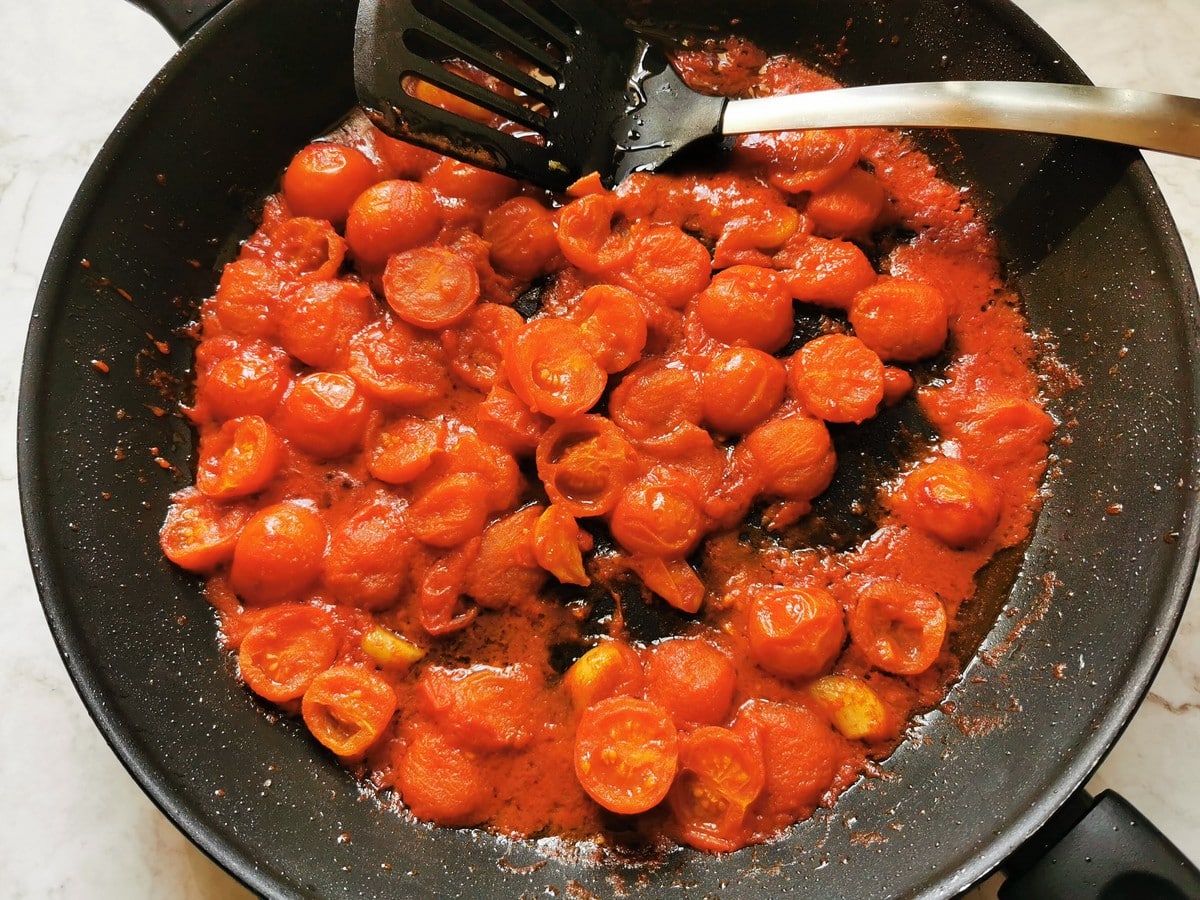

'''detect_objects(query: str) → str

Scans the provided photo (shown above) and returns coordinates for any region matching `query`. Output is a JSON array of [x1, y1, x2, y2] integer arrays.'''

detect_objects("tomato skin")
[[418, 664, 542, 751], [535, 415, 639, 517], [645, 636, 737, 728], [276, 372, 372, 459], [747, 586, 845, 679], [668, 726, 765, 852], [159, 487, 251, 572], [301, 665, 397, 758], [732, 699, 844, 821], [506, 318, 607, 418], [345, 179, 441, 266], [245, 216, 347, 282], [467, 506, 547, 609], [895, 458, 1001, 548], [849, 579, 948, 675], [789, 333, 885, 425], [849, 278, 949, 363], [399, 727, 488, 826], [195, 415, 284, 500], [383, 245, 480, 329], [281, 142, 380, 225], [276, 278, 377, 370], [230, 502, 328, 605], [238, 604, 342, 703], [694, 264, 794, 352], [701, 347, 787, 435], [574, 696, 679, 815]]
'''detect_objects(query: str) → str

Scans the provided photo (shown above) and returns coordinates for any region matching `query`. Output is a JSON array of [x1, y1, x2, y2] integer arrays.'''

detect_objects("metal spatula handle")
[[722, 81, 1200, 158]]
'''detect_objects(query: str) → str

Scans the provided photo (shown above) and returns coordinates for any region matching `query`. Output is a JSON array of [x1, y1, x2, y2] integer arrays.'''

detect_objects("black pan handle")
[[123, 0, 232, 43], [999, 789, 1200, 899]]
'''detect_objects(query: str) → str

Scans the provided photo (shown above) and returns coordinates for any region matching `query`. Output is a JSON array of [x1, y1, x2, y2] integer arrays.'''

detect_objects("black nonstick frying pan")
[[18, 0, 1200, 897]]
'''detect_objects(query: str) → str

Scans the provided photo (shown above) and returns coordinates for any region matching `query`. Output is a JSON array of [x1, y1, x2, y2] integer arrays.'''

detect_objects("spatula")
[[353, 0, 1200, 192]]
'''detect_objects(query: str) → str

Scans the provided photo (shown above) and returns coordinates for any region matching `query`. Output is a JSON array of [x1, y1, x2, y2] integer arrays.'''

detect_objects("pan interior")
[[19, 0, 1200, 897]]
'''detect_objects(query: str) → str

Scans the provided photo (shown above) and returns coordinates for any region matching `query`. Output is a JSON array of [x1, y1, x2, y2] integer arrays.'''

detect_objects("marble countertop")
[[1, 1, 1196, 897]]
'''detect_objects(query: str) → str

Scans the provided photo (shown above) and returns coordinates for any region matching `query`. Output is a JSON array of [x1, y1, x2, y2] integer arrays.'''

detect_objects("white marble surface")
[[0, 1, 1196, 898]]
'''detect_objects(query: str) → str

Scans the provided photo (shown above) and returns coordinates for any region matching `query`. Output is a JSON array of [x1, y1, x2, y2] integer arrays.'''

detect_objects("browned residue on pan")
[[980, 571, 1062, 667]]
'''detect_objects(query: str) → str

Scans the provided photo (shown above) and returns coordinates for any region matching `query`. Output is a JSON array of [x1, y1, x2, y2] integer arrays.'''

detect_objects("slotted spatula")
[[353, 0, 1200, 192]]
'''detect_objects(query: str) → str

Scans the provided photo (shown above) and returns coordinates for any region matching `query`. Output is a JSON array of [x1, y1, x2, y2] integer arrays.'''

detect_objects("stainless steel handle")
[[721, 81, 1200, 158]]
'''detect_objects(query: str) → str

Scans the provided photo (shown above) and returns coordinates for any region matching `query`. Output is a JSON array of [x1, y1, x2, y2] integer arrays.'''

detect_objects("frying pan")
[[18, 0, 1200, 896]]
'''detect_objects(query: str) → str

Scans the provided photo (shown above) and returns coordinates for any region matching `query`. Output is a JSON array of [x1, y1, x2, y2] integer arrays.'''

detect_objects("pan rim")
[[18, 0, 1200, 896]]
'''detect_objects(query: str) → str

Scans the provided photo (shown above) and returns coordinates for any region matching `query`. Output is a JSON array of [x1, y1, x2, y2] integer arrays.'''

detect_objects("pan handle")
[[122, 0, 232, 43], [999, 789, 1200, 898]]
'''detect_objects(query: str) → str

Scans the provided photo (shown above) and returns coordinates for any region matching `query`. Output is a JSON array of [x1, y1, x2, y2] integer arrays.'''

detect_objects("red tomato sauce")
[[161, 39, 1053, 855]]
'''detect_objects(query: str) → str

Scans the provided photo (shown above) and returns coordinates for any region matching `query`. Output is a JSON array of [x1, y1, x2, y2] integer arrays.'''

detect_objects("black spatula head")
[[354, 0, 725, 190]]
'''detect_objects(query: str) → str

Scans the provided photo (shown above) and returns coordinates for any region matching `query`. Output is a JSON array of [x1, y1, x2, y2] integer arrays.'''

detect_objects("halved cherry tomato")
[[230, 502, 328, 605], [610, 471, 705, 560], [849, 278, 949, 362], [789, 333, 885, 424], [668, 726, 765, 852], [615, 223, 711, 309], [301, 665, 397, 758], [211, 258, 285, 339], [849, 579, 947, 675], [644, 636, 736, 728], [406, 473, 490, 548], [536, 416, 639, 517], [747, 586, 845, 679], [238, 604, 341, 703], [367, 417, 444, 485], [281, 142, 380, 225], [438, 430, 523, 512], [570, 284, 648, 374], [418, 664, 542, 751], [563, 642, 644, 710], [195, 415, 284, 500], [556, 192, 634, 274], [383, 245, 480, 329], [776, 236, 877, 309], [735, 127, 863, 194], [347, 319, 450, 408], [416, 539, 479, 635], [806, 166, 887, 237], [608, 359, 702, 442], [197, 339, 291, 422], [483, 196, 561, 279], [345, 179, 441, 266], [741, 414, 836, 501], [505, 318, 607, 418], [694, 265, 794, 352], [732, 699, 844, 821], [159, 487, 251, 572], [442, 302, 524, 390], [276, 278, 376, 370], [700, 347, 787, 435], [322, 493, 416, 611], [276, 372, 371, 459], [895, 458, 1001, 548], [246, 216, 347, 281], [467, 506, 547, 609], [399, 728, 488, 826], [574, 696, 679, 815]]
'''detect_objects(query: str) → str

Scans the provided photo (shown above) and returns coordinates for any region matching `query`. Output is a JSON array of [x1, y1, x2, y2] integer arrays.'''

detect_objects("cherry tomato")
[[238, 604, 341, 703], [276, 371, 372, 459], [574, 697, 679, 815], [789, 333, 885, 424], [849, 278, 949, 362], [442, 302, 524, 390], [399, 727, 488, 826], [347, 319, 450, 408], [301, 665, 397, 758], [610, 471, 705, 560], [747, 586, 845, 679], [694, 265, 794, 352], [281, 142, 380, 224], [383, 245, 480, 329], [668, 726, 765, 852], [741, 414, 836, 502], [276, 278, 376, 370], [418, 664, 542, 751], [536, 415, 639, 517], [483, 196, 561, 279], [159, 487, 251, 573], [322, 493, 416, 611], [849, 579, 947, 675], [195, 415, 284, 500], [197, 339, 292, 422], [345, 179, 441, 266], [563, 642, 644, 710], [230, 502, 328, 605], [505, 318, 607, 418], [701, 347, 787, 435], [895, 458, 1001, 548], [644, 636, 736, 728]]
